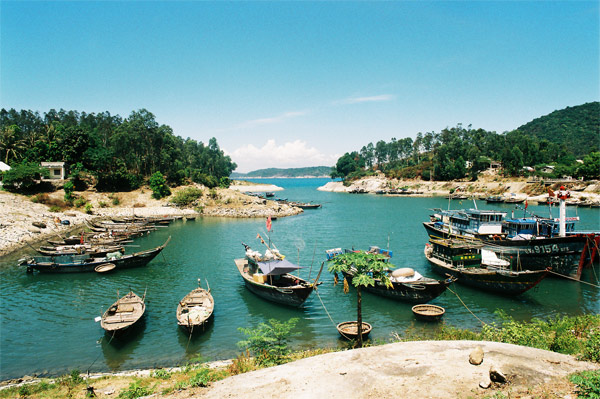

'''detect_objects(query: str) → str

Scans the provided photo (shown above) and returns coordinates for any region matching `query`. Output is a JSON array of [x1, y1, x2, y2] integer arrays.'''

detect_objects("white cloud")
[[236, 110, 309, 129], [227, 139, 339, 173], [336, 94, 395, 105]]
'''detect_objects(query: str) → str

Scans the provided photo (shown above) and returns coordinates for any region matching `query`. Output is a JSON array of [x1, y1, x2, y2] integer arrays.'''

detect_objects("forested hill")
[[516, 101, 599, 157], [232, 166, 332, 178]]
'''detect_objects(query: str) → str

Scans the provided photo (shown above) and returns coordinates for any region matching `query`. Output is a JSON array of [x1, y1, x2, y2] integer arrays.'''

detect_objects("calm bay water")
[[1, 178, 598, 379]]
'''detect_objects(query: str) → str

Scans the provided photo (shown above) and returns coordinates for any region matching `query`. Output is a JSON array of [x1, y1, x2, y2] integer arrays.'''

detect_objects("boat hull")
[[23, 237, 170, 273], [425, 251, 547, 296], [342, 272, 452, 303], [235, 258, 315, 307]]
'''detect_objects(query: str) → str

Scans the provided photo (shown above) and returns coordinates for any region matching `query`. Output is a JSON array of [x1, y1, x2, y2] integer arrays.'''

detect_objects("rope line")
[[87, 331, 116, 376], [315, 288, 355, 341], [547, 270, 600, 288], [446, 286, 488, 326]]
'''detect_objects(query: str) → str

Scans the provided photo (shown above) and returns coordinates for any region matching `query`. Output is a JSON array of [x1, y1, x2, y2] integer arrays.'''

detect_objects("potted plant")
[[327, 251, 391, 347]]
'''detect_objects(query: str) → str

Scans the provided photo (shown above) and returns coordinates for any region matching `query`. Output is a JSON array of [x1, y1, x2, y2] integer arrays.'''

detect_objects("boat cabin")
[[428, 239, 482, 268], [447, 209, 506, 236], [502, 217, 579, 239]]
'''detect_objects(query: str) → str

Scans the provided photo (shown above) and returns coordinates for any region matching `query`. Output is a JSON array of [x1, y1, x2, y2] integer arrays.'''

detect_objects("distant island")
[[231, 166, 332, 178]]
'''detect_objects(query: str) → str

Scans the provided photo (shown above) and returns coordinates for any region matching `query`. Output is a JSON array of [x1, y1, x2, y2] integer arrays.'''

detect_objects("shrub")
[[64, 181, 74, 202], [151, 368, 171, 380], [98, 201, 107, 208], [73, 198, 87, 208], [569, 370, 600, 399], [117, 381, 153, 399], [581, 329, 600, 363], [31, 193, 50, 203], [2, 161, 49, 193], [149, 171, 171, 199], [49, 205, 62, 212], [237, 318, 299, 367], [111, 195, 120, 205], [84, 203, 93, 214], [171, 187, 203, 207]]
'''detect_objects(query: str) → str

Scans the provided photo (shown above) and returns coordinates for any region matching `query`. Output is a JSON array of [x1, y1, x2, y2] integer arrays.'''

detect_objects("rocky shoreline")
[[317, 175, 600, 204], [0, 183, 301, 258]]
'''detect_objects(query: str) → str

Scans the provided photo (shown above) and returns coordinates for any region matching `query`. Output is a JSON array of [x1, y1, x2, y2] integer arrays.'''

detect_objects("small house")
[[41, 162, 67, 180]]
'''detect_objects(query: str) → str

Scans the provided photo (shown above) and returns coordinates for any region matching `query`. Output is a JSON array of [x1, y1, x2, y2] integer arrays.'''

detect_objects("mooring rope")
[[86, 331, 117, 376], [446, 286, 488, 326], [314, 288, 354, 341], [547, 270, 600, 288]]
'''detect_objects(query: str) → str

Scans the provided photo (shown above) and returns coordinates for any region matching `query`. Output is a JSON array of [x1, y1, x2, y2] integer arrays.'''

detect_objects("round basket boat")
[[95, 263, 116, 273], [336, 321, 372, 340], [412, 304, 445, 321]]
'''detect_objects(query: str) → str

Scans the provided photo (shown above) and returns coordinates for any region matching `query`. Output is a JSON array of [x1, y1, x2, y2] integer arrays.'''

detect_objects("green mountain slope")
[[515, 101, 599, 157], [231, 166, 332, 178]]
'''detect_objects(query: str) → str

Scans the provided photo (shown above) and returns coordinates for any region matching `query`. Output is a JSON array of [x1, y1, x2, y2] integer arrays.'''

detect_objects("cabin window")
[[53, 169, 60, 176]]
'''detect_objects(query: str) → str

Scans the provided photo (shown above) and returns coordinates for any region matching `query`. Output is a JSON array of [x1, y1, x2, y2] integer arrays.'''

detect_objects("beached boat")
[[235, 243, 323, 307], [177, 280, 214, 333], [424, 238, 548, 296], [20, 237, 170, 273], [36, 243, 124, 257], [101, 290, 146, 334]]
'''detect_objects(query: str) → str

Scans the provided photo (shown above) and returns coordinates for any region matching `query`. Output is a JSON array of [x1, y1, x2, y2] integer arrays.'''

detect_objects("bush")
[[111, 195, 120, 205], [582, 329, 600, 362], [171, 187, 203, 207], [64, 181, 74, 202], [237, 318, 299, 367], [149, 171, 171, 199], [84, 203, 93, 214], [2, 161, 49, 193], [117, 381, 153, 399], [31, 193, 50, 204], [151, 368, 171, 380], [569, 370, 600, 399], [73, 197, 87, 208]]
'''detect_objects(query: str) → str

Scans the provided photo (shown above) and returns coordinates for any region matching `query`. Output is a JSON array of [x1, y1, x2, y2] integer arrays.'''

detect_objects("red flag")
[[524, 199, 528, 210], [80, 231, 84, 244], [266, 216, 272, 232]]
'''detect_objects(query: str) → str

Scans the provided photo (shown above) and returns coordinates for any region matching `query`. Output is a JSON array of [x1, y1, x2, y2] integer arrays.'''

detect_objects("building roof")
[[0, 161, 10, 171]]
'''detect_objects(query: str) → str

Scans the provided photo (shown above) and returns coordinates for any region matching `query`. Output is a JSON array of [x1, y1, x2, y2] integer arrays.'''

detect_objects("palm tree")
[[328, 251, 391, 348], [0, 125, 26, 164]]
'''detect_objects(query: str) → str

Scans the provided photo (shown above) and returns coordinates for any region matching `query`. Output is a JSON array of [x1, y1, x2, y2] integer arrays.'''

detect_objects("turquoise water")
[[1, 178, 598, 380]]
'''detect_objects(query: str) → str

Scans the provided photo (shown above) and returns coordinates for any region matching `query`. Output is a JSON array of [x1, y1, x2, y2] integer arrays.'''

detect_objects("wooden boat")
[[327, 246, 454, 303], [20, 237, 170, 273], [37, 244, 124, 257], [101, 291, 146, 334], [288, 201, 322, 209], [336, 321, 372, 340], [235, 242, 324, 306], [424, 238, 548, 296], [94, 263, 116, 273], [412, 304, 445, 321], [486, 195, 505, 203], [342, 268, 455, 303], [176, 280, 214, 333]]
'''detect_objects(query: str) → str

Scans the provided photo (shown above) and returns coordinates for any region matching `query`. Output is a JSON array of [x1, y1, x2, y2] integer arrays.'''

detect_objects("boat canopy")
[[257, 259, 303, 275]]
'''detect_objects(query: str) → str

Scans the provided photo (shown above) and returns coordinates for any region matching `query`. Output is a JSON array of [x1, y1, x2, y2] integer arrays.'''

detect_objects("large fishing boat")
[[424, 238, 548, 296], [423, 192, 593, 279]]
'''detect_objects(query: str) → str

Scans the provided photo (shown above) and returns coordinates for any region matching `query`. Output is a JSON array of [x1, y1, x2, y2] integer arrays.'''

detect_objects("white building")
[[41, 162, 67, 180]]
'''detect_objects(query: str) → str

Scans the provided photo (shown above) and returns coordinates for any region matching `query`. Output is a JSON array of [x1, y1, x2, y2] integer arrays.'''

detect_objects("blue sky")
[[1, 1, 598, 172]]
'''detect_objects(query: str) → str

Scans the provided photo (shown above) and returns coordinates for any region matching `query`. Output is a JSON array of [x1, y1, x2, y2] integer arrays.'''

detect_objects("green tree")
[[2, 162, 49, 192], [577, 152, 600, 179], [148, 171, 171, 199], [328, 251, 391, 348]]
